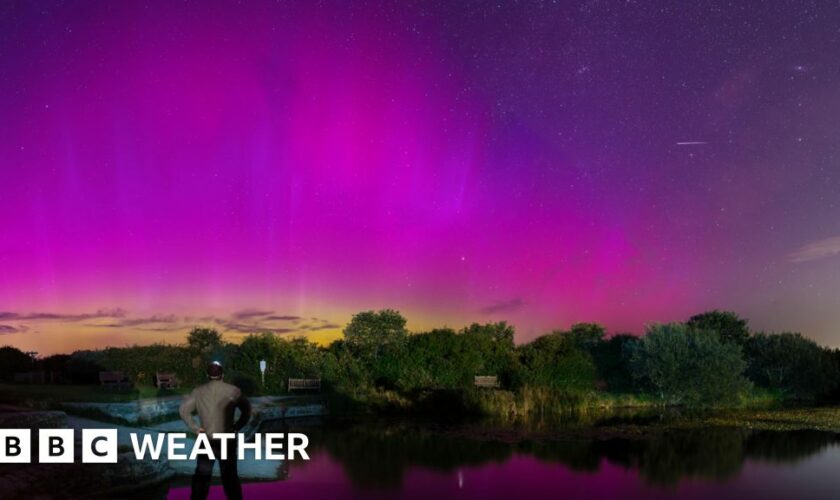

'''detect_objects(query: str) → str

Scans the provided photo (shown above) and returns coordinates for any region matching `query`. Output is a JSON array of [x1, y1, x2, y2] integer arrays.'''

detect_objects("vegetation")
[[0, 346, 35, 381], [3, 309, 840, 416], [744, 332, 838, 400], [517, 332, 596, 391], [687, 310, 750, 346], [629, 323, 749, 406]]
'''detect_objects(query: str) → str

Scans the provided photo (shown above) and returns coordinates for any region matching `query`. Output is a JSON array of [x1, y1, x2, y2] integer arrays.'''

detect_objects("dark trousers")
[[191, 438, 242, 500]]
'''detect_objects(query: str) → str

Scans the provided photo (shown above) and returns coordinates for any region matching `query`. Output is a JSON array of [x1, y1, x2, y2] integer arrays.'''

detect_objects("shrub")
[[518, 332, 597, 391], [687, 310, 750, 346], [228, 333, 329, 395], [592, 334, 638, 392], [744, 332, 838, 401], [0, 346, 34, 381], [630, 323, 749, 406]]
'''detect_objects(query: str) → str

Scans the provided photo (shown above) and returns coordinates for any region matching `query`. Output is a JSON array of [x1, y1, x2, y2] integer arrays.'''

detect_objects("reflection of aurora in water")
[[269, 420, 840, 488], [163, 419, 840, 498]]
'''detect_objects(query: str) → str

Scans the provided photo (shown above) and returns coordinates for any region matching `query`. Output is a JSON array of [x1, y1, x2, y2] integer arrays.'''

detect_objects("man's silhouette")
[[180, 361, 252, 500]]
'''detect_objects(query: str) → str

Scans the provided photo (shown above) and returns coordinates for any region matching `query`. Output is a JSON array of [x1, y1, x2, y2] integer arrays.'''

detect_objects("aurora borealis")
[[1, 1, 839, 354]]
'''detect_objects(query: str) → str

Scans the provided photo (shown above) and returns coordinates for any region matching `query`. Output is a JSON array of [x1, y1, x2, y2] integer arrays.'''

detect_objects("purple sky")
[[1, 1, 839, 354]]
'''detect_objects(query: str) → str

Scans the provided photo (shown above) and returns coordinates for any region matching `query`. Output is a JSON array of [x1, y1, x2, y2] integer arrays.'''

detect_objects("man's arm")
[[179, 391, 201, 434], [232, 392, 252, 432]]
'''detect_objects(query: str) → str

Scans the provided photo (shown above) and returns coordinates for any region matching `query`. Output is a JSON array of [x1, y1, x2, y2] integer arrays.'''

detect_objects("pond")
[[162, 418, 840, 499]]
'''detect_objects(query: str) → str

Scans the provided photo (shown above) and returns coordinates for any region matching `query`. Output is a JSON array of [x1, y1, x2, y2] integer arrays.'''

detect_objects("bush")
[[397, 328, 466, 391], [687, 310, 750, 346], [518, 332, 597, 391], [566, 323, 607, 353], [744, 332, 838, 401], [396, 324, 517, 391], [592, 334, 638, 392], [630, 323, 749, 406], [0, 346, 34, 381], [228, 333, 329, 395]]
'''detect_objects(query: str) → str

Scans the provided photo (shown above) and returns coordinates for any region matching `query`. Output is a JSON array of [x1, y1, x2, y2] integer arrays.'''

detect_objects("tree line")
[[1, 309, 838, 408]]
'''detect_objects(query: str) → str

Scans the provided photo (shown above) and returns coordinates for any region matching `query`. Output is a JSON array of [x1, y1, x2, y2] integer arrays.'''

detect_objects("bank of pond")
[[9, 411, 840, 499], [6, 397, 840, 499]]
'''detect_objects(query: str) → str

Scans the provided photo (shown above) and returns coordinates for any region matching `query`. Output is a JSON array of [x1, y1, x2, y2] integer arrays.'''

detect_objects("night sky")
[[1, 1, 839, 354]]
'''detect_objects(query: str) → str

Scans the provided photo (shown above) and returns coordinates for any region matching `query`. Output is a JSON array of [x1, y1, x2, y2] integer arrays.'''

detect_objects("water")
[[164, 418, 840, 499]]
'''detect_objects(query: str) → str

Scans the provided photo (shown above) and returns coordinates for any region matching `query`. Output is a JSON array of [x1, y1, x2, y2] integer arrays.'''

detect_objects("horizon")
[[2, 1, 840, 355], [0, 306, 833, 357]]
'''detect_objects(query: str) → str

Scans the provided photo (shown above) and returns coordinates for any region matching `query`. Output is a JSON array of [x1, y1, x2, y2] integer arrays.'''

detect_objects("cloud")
[[265, 328, 297, 334], [231, 309, 274, 320], [0, 307, 338, 339], [789, 236, 840, 263], [0, 309, 127, 322], [265, 315, 301, 321], [85, 314, 183, 331], [118, 314, 179, 326], [136, 326, 185, 332], [0, 324, 26, 334], [215, 318, 297, 335], [210, 311, 339, 336], [0, 309, 188, 334], [480, 298, 526, 315], [306, 323, 341, 331]]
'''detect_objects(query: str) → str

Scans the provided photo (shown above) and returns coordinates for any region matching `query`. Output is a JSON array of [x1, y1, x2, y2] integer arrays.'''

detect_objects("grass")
[[673, 406, 840, 433], [466, 386, 662, 422], [4, 381, 831, 437]]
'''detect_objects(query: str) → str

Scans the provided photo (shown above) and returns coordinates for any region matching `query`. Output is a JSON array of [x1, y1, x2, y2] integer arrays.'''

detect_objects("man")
[[180, 361, 252, 500]]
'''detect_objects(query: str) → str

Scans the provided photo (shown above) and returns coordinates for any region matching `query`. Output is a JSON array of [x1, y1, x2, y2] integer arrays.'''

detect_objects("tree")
[[567, 323, 607, 353], [393, 323, 518, 391], [460, 322, 517, 384], [630, 323, 749, 406], [592, 334, 638, 392], [687, 310, 750, 346], [518, 332, 597, 391], [744, 332, 838, 401], [342, 310, 409, 389], [0, 346, 34, 381], [230, 333, 326, 395], [343, 309, 408, 356], [461, 321, 515, 346], [186, 327, 224, 379], [398, 328, 469, 390], [39, 354, 70, 373], [323, 339, 369, 394], [187, 327, 223, 354]]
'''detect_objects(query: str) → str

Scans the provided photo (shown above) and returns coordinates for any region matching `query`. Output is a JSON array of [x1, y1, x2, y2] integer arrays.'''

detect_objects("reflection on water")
[[166, 418, 840, 499]]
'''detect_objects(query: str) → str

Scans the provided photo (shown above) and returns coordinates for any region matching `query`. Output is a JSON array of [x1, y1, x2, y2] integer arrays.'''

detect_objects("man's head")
[[207, 361, 224, 380]]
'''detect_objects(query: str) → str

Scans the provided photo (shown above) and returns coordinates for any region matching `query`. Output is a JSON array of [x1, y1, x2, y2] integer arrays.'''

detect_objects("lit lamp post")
[[259, 359, 267, 386]]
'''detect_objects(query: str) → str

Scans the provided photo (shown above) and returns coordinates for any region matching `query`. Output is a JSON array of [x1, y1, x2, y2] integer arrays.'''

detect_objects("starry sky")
[[1, 1, 839, 355]]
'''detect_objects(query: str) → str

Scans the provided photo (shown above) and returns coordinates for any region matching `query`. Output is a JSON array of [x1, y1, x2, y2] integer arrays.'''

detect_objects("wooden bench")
[[474, 375, 500, 388], [14, 371, 47, 384], [99, 371, 132, 390], [155, 372, 180, 390], [288, 378, 321, 392]]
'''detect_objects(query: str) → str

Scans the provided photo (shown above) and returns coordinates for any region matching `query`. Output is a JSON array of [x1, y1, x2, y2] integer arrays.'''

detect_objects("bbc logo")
[[0, 429, 118, 463]]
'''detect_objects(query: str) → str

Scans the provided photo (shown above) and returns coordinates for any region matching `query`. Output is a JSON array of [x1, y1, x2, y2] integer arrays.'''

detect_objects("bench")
[[155, 372, 180, 390], [474, 375, 500, 388], [99, 371, 132, 390], [14, 371, 47, 384], [288, 378, 321, 392]]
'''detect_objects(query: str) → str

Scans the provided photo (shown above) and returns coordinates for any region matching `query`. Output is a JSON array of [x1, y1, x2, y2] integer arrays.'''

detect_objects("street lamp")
[[259, 359, 267, 386]]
